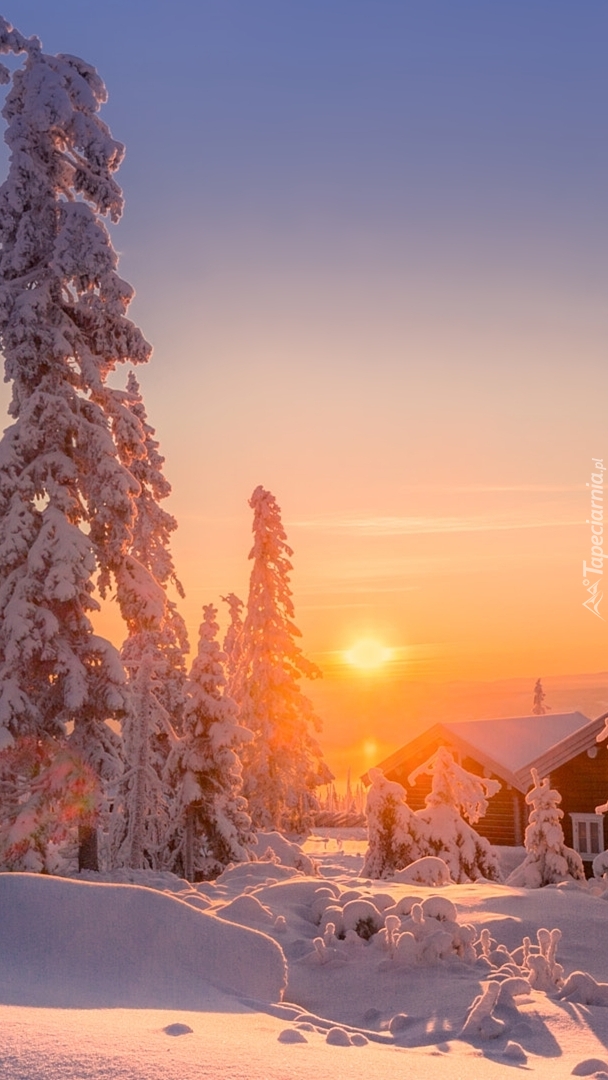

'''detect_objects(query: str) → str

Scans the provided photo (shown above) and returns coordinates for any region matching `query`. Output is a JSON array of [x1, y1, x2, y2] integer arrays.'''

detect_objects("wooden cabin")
[[363, 712, 608, 869]]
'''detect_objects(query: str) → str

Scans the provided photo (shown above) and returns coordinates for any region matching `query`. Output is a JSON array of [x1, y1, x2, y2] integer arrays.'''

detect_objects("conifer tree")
[[236, 486, 331, 832], [507, 768, 585, 887], [166, 604, 255, 880], [109, 374, 189, 869], [414, 747, 502, 882], [0, 19, 151, 869], [532, 678, 549, 716], [221, 592, 244, 698], [362, 768, 426, 879]]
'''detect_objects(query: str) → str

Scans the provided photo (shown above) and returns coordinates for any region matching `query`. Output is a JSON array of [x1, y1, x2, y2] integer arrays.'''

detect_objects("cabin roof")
[[367, 711, 604, 794]]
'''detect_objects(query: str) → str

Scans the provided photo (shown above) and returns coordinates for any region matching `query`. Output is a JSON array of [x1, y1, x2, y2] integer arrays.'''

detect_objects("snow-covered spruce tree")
[[0, 20, 151, 869], [221, 592, 244, 698], [109, 648, 174, 871], [166, 604, 255, 881], [115, 373, 189, 723], [507, 768, 585, 887], [235, 486, 332, 832], [532, 678, 549, 716], [361, 768, 427, 879], [108, 373, 190, 869], [414, 747, 502, 882]]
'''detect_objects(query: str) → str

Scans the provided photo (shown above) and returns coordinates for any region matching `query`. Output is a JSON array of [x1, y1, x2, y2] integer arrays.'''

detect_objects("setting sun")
[[344, 638, 393, 671]]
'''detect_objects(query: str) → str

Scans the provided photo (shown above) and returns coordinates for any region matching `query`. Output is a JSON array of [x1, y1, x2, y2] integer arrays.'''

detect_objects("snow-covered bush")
[[361, 768, 427, 878], [507, 768, 585, 887]]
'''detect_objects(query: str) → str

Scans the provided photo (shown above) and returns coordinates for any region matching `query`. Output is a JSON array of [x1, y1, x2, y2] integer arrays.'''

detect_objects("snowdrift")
[[0, 873, 286, 1008]]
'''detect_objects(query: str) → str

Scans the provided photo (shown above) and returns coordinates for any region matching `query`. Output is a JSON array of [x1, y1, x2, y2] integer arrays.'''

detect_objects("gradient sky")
[[1, 2, 607, 782]]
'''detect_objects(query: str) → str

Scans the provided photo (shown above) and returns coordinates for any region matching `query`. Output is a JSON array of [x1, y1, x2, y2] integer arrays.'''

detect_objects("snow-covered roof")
[[442, 712, 594, 774], [369, 711, 603, 793]]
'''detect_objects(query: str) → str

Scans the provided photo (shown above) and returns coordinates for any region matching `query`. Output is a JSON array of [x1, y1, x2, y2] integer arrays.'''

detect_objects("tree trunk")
[[128, 655, 152, 870], [184, 805, 194, 883], [78, 824, 99, 872]]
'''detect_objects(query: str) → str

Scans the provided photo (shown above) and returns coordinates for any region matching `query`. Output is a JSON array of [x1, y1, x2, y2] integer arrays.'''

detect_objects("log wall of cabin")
[[550, 747, 608, 848], [384, 739, 526, 847]]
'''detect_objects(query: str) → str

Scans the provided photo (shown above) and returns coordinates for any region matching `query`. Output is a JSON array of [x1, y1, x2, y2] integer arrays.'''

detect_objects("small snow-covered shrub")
[[341, 898, 384, 938], [420, 895, 457, 922], [525, 927, 564, 991], [461, 981, 505, 1040], [557, 971, 608, 1006]]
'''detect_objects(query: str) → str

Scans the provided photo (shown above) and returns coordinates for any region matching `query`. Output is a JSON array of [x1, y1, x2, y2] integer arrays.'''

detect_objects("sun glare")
[[344, 638, 393, 671]]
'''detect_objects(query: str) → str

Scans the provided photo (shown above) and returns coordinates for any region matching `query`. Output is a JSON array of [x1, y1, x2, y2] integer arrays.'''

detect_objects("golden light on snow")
[[344, 638, 393, 671]]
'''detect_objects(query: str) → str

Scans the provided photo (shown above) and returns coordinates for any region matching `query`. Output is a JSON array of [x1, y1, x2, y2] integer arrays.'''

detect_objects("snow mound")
[[256, 831, 318, 875], [0, 873, 286, 1007]]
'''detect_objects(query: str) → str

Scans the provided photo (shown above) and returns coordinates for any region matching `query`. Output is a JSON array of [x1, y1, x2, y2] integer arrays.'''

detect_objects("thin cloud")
[[395, 484, 584, 494], [291, 515, 582, 537]]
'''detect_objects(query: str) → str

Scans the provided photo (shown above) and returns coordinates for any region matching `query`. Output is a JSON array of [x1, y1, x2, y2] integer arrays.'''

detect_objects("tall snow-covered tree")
[[166, 604, 255, 881], [235, 486, 331, 832], [116, 373, 189, 719], [109, 373, 189, 869], [0, 19, 151, 869]]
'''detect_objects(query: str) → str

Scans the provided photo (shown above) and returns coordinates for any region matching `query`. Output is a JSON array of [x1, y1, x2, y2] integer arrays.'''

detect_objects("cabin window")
[[570, 813, 605, 860]]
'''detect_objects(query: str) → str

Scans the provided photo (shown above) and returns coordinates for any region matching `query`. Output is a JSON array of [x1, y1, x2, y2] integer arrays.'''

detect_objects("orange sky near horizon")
[[87, 469, 608, 786]]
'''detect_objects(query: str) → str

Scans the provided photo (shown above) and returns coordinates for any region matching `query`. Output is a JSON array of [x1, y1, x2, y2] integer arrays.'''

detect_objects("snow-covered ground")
[[2, 832, 608, 1080]]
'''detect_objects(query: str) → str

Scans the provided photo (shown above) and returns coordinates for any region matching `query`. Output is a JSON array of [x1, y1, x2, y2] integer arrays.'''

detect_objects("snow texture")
[[3, 829, 608, 1077], [0, 872, 286, 1006]]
